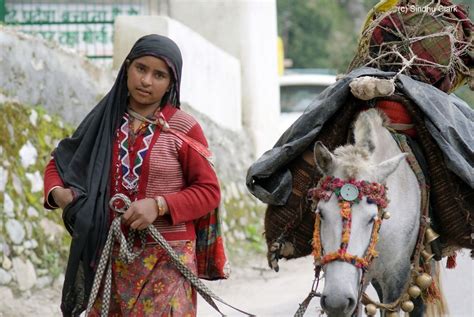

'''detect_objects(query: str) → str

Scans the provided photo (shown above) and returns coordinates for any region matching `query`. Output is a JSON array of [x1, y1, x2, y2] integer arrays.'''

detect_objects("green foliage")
[[278, 0, 355, 71], [454, 86, 474, 108], [278, 0, 473, 74]]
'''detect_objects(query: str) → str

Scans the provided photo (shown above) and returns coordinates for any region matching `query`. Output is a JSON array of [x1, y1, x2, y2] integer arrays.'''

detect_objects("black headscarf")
[[54, 34, 183, 316]]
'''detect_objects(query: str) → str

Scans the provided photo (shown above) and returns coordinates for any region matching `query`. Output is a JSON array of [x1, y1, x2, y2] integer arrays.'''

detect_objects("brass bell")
[[421, 249, 435, 262], [365, 304, 377, 316], [385, 311, 399, 317], [425, 228, 440, 244], [401, 300, 415, 312], [383, 211, 391, 219], [416, 273, 433, 290], [408, 285, 422, 298]]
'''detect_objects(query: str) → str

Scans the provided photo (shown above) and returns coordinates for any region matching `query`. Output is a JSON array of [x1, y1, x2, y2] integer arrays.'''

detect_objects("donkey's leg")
[[381, 278, 405, 317], [371, 279, 384, 317], [372, 279, 384, 302], [380, 263, 411, 316], [409, 296, 425, 317], [381, 264, 425, 317], [380, 281, 425, 316]]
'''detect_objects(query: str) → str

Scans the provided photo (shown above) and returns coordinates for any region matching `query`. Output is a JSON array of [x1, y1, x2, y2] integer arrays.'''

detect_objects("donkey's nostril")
[[346, 296, 356, 312], [321, 293, 357, 314], [320, 295, 327, 310]]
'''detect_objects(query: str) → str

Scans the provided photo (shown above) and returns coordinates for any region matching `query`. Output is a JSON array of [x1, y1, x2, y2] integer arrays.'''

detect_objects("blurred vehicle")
[[279, 70, 337, 135]]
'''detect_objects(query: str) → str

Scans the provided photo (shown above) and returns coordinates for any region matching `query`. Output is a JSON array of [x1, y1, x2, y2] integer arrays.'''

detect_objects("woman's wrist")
[[52, 187, 74, 209], [154, 196, 169, 216]]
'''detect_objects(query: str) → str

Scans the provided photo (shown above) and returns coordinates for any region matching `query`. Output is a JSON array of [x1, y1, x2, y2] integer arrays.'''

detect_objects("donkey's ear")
[[354, 111, 376, 153], [314, 141, 334, 175], [375, 153, 407, 182]]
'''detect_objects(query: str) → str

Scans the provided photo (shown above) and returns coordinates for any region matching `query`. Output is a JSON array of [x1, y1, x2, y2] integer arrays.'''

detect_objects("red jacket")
[[44, 105, 221, 241]]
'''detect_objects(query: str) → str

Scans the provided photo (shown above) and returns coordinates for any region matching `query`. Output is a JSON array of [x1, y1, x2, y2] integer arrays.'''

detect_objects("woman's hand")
[[122, 198, 165, 230], [51, 187, 74, 209]]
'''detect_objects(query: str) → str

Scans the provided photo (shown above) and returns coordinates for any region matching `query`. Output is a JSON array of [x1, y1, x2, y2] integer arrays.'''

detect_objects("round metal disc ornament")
[[340, 184, 359, 201]]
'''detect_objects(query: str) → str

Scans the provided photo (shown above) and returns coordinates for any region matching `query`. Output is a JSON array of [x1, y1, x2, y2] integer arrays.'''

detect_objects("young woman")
[[43, 34, 220, 316]]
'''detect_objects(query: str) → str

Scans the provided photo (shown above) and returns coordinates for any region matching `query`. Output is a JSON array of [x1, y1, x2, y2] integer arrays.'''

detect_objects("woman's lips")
[[136, 88, 151, 96]]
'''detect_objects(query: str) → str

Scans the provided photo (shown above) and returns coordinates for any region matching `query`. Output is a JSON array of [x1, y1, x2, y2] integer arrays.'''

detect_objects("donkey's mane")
[[356, 108, 389, 128], [333, 145, 371, 178], [332, 109, 388, 178]]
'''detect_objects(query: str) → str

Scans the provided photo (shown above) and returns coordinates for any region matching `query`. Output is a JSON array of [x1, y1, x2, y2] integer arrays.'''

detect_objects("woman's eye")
[[154, 73, 165, 79]]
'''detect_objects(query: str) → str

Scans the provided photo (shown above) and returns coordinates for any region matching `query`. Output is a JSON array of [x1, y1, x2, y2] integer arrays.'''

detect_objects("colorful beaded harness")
[[308, 175, 389, 270]]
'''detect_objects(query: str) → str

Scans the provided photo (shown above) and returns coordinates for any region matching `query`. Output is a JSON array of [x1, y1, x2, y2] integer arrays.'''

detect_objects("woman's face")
[[126, 56, 172, 109]]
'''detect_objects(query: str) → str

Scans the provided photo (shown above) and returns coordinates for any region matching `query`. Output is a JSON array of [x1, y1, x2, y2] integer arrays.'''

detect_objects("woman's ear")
[[125, 59, 131, 71]]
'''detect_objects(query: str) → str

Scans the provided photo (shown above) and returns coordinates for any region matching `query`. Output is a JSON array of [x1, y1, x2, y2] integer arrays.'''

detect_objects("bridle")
[[294, 175, 390, 317], [294, 139, 438, 317], [309, 175, 390, 270]]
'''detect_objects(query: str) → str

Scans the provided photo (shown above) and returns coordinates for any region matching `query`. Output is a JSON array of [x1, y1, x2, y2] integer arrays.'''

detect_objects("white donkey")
[[312, 109, 423, 316]]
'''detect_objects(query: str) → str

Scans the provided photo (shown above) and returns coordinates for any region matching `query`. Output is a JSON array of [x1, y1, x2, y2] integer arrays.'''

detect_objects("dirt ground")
[[0, 252, 472, 317]]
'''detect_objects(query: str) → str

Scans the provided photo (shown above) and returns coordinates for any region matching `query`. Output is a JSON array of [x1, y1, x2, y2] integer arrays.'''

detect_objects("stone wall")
[[0, 101, 72, 291], [0, 27, 113, 126]]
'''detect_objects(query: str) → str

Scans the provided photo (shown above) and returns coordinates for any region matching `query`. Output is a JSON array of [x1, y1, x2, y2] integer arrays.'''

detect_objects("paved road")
[[198, 252, 473, 317], [0, 251, 471, 316]]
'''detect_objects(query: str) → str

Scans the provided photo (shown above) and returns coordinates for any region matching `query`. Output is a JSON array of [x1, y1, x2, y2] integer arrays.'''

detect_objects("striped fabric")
[[146, 109, 198, 235]]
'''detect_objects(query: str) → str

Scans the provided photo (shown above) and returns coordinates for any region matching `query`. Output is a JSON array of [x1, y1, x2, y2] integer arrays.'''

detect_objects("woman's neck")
[[128, 101, 161, 118]]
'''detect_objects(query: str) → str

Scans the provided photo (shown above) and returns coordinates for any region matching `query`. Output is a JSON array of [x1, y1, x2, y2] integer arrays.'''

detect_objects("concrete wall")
[[168, 0, 280, 156], [113, 16, 242, 131]]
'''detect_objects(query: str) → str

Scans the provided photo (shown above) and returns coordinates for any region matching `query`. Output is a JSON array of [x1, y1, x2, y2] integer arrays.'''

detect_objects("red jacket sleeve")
[[162, 123, 221, 225], [43, 158, 65, 209]]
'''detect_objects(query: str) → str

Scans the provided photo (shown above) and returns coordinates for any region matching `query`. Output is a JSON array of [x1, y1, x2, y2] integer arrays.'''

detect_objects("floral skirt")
[[89, 240, 197, 317]]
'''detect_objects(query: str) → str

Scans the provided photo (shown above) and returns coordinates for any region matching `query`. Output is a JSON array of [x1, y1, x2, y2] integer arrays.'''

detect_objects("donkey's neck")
[[371, 123, 401, 164], [368, 120, 421, 302]]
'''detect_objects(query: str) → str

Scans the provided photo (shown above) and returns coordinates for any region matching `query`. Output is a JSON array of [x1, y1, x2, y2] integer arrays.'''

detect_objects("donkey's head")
[[311, 110, 406, 316]]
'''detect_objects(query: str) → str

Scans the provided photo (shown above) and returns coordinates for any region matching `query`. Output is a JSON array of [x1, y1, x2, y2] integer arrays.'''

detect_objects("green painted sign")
[[0, 0, 6, 23], [4, 3, 146, 59], [5, 5, 140, 24]]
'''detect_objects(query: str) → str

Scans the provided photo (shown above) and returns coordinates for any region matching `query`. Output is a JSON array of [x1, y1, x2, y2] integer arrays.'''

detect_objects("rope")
[[348, 1, 473, 92], [86, 215, 255, 317], [85, 217, 144, 316], [294, 291, 320, 317], [293, 266, 322, 317]]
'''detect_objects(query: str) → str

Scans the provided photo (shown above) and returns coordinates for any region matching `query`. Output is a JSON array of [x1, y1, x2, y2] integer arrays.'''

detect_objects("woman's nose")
[[141, 75, 152, 86]]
